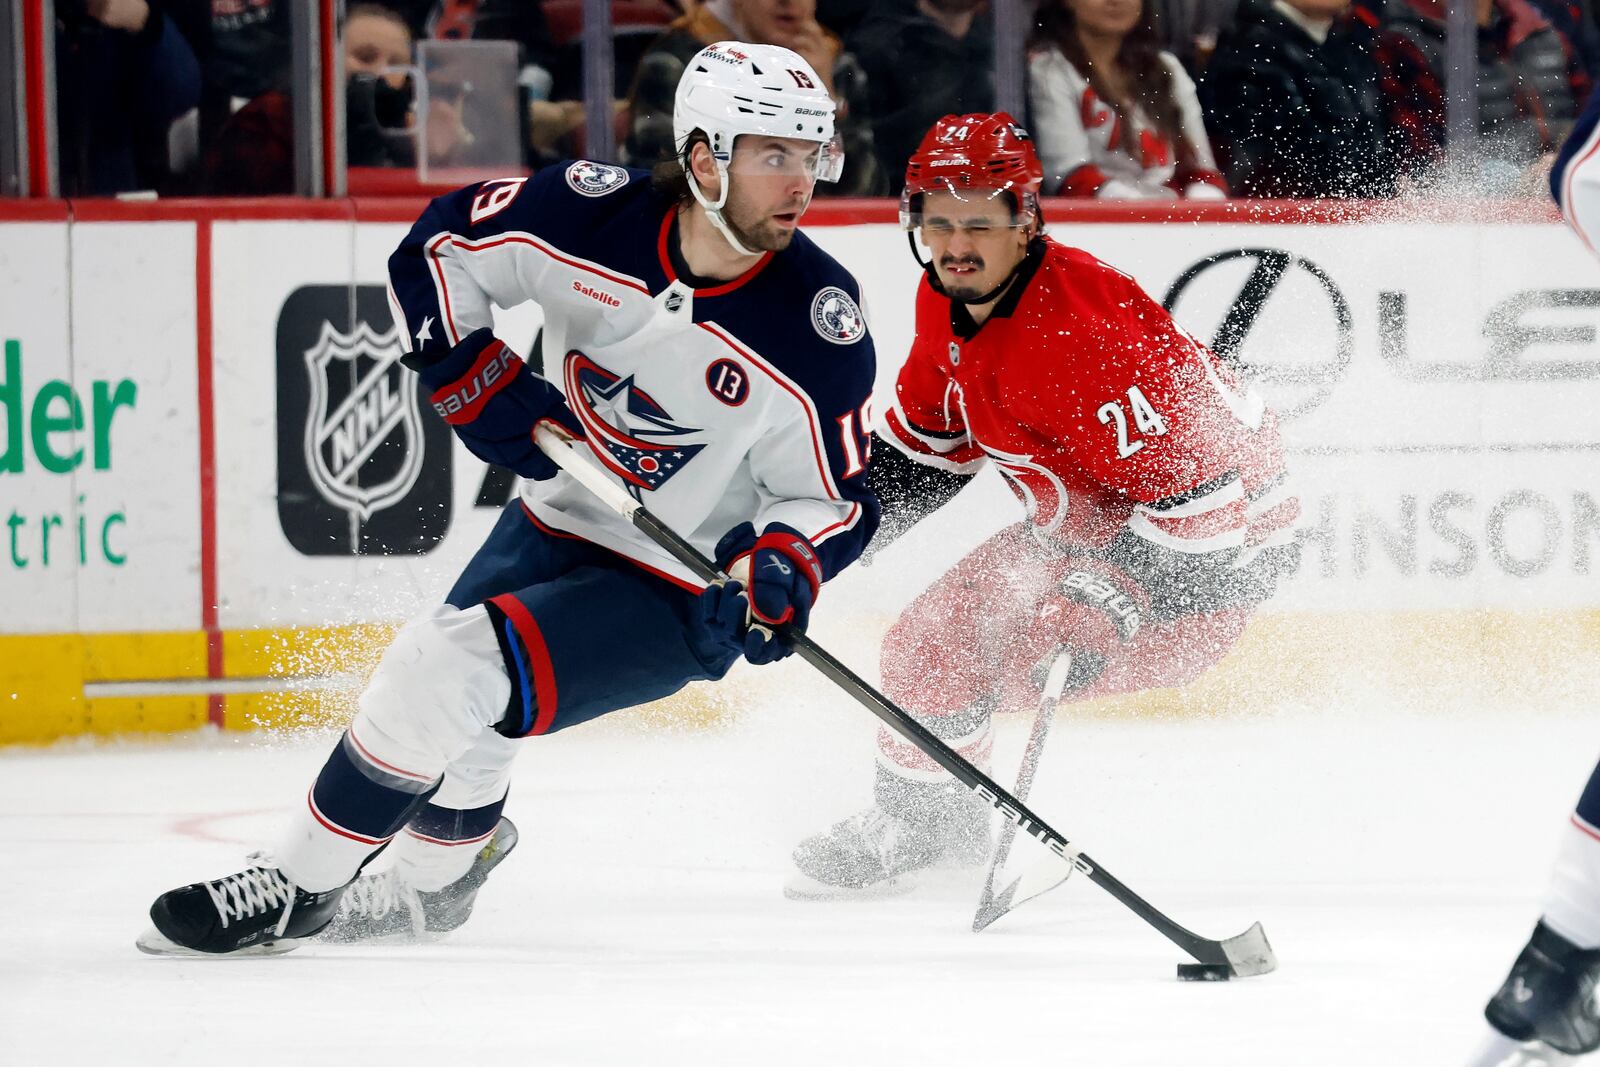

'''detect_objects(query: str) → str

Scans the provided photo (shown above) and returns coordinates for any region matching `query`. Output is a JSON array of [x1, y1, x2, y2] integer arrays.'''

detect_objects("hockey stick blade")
[[1215, 921, 1276, 977], [973, 856, 1074, 932], [535, 428, 1279, 978], [972, 652, 1074, 933]]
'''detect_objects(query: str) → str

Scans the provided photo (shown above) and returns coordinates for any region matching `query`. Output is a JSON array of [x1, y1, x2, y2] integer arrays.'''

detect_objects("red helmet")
[[901, 112, 1045, 230]]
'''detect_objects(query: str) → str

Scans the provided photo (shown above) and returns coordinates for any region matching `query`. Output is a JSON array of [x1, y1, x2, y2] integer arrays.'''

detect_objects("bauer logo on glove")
[[408, 327, 584, 482], [431, 342, 521, 424], [1061, 569, 1142, 641]]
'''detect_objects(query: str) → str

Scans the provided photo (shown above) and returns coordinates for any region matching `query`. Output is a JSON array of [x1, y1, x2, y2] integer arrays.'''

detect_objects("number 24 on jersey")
[[1097, 385, 1167, 459]]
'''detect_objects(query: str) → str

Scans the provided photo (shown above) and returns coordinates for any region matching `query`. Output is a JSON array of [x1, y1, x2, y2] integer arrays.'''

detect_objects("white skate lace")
[[337, 870, 408, 922], [844, 809, 902, 872], [204, 856, 295, 935]]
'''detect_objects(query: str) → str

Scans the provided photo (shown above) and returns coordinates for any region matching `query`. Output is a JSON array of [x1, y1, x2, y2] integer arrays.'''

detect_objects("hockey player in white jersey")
[[1468, 87, 1600, 1066], [137, 41, 879, 956]]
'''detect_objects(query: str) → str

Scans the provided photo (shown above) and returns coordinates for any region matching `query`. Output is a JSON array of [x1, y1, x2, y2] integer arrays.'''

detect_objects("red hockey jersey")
[[881, 237, 1296, 569]]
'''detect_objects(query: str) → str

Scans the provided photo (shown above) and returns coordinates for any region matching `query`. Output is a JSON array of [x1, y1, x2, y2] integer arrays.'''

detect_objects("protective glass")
[[727, 134, 845, 183], [900, 183, 1033, 233]]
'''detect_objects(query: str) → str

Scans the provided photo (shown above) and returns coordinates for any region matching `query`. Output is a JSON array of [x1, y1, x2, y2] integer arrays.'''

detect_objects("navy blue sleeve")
[[387, 161, 650, 364], [1554, 86, 1600, 209]]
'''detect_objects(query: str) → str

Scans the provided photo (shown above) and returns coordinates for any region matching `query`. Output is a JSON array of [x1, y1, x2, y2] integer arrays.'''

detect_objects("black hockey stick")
[[534, 427, 1277, 977], [972, 650, 1076, 932]]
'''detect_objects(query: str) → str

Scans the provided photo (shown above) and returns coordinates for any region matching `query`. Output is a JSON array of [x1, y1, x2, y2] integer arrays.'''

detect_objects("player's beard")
[[723, 190, 807, 253], [938, 254, 990, 302]]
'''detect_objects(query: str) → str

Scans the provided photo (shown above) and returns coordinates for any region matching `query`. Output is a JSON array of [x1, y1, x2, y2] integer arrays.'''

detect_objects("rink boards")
[[2, 197, 1598, 743]]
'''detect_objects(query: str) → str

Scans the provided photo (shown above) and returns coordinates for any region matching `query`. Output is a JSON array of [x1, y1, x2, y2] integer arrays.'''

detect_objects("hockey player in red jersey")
[[788, 112, 1301, 898]]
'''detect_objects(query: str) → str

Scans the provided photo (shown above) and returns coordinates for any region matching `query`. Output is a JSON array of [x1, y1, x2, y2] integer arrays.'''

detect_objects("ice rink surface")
[[1, 675, 1593, 1067]]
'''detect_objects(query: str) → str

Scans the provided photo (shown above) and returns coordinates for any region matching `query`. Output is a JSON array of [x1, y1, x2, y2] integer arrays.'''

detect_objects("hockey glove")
[[1027, 562, 1149, 691], [408, 326, 582, 481], [700, 522, 823, 665]]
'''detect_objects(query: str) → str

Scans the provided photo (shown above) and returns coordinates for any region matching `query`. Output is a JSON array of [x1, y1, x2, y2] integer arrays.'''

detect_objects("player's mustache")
[[940, 255, 984, 270]]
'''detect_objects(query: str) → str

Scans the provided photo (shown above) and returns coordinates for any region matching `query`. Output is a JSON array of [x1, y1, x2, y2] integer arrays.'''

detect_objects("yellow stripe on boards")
[[1, 611, 1597, 745]]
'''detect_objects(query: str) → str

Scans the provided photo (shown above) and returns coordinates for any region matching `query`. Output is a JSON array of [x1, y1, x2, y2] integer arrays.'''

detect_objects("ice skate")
[[785, 798, 990, 901], [318, 817, 519, 944], [1475, 921, 1600, 1064], [137, 855, 345, 957]]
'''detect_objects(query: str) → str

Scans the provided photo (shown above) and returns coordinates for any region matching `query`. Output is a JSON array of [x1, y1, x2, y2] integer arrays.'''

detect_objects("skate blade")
[[315, 924, 437, 946], [135, 926, 304, 958], [1466, 1028, 1583, 1067], [783, 871, 918, 902]]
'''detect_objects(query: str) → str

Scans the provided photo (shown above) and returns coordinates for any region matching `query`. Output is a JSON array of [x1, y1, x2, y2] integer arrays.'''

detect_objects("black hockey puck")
[[1176, 963, 1232, 981]]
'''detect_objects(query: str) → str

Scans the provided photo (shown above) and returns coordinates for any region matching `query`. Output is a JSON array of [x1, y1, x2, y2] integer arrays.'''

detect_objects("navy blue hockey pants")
[[448, 502, 740, 736]]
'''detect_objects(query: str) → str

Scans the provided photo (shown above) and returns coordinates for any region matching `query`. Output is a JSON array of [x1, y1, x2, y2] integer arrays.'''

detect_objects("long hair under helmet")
[[673, 41, 843, 257], [901, 112, 1045, 304]]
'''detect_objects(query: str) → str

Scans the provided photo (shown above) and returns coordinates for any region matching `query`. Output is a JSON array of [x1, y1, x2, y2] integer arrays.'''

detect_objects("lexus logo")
[[1162, 248, 1352, 420]]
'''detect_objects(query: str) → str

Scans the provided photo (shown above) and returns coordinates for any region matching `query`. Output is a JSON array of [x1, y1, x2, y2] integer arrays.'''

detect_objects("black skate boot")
[[1483, 921, 1600, 1059], [785, 777, 990, 901], [317, 817, 519, 944], [136, 855, 346, 957]]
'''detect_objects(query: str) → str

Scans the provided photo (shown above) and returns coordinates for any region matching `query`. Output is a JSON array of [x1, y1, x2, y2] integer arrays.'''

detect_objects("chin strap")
[[690, 160, 760, 258]]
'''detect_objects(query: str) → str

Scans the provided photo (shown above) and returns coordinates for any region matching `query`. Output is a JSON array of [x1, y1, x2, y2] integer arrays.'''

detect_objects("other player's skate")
[[1469, 921, 1600, 1066], [136, 854, 346, 957], [786, 778, 990, 900], [317, 817, 519, 944]]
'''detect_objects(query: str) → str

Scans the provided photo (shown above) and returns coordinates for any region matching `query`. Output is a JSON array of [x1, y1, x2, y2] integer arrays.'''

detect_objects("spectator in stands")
[[1028, 0, 1229, 198], [1522, 0, 1600, 79], [849, 0, 993, 193], [203, 3, 429, 194], [816, 0, 907, 38], [167, 0, 291, 162], [1200, 0, 1405, 197], [625, 0, 885, 195], [1383, 0, 1590, 194], [55, 0, 202, 196], [1150, 0, 1242, 72]]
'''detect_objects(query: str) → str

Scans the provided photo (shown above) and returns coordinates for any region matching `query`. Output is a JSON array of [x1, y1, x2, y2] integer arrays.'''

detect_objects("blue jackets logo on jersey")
[[811, 287, 865, 345], [564, 351, 704, 491], [565, 161, 630, 198]]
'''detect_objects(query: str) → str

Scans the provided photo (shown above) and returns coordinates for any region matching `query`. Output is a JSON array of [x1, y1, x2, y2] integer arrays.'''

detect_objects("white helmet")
[[673, 41, 843, 255]]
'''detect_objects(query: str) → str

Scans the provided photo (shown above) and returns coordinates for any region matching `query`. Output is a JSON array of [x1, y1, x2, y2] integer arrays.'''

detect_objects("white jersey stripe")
[[1562, 118, 1600, 254]]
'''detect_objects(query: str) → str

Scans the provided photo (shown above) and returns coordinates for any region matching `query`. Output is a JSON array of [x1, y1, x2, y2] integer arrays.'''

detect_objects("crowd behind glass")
[[45, 0, 1595, 200]]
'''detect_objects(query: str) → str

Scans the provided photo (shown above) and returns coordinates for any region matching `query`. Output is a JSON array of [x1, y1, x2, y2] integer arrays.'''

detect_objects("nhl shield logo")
[[566, 160, 630, 198], [811, 286, 865, 345], [303, 320, 424, 521]]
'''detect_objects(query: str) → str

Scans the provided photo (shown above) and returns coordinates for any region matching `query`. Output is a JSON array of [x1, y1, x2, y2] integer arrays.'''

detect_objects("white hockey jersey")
[[1555, 87, 1600, 253], [387, 160, 879, 589]]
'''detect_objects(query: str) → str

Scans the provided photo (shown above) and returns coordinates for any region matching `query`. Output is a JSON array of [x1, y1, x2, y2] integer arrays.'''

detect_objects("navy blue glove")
[[700, 522, 823, 665], [409, 327, 581, 480]]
